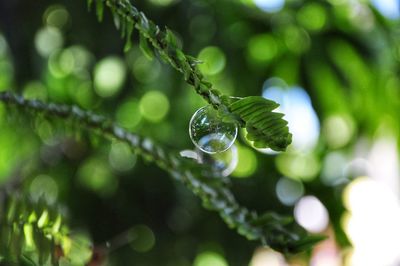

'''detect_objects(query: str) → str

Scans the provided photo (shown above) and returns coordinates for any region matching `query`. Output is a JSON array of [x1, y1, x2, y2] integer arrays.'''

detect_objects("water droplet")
[[189, 105, 238, 154], [198, 144, 238, 177], [180, 146, 237, 177]]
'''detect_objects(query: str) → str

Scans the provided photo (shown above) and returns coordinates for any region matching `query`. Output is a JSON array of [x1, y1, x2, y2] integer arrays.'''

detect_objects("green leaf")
[[20, 255, 37, 266], [139, 34, 154, 60], [187, 55, 203, 67], [165, 27, 178, 48], [111, 7, 120, 29], [288, 234, 327, 253], [87, 0, 94, 10], [0, 193, 74, 265], [229, 96, 292, 151], [95, 0, 104, 22], [251, 212, 293, 227], [124, 21, 134, 52]]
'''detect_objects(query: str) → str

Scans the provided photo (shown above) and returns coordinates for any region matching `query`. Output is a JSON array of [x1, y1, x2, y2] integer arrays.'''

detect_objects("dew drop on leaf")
[[189, 105, 238, 154]]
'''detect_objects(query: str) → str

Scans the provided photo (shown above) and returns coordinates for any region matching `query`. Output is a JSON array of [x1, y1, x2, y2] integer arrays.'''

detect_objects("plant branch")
[[99, 0, 225, 107], [0, 92, 322, 253], [90, 0, 292, 151]]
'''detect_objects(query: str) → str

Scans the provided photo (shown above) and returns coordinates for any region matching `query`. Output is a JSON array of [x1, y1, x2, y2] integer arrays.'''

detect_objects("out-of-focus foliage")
[[0, 194, 92, 265], [0, 0, 399, 265]]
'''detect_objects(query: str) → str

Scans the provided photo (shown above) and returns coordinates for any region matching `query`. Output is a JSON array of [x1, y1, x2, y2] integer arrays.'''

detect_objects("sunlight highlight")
[[371, 0, 400, 19], [253, 0, 284, 13], [343, 177, 400, 266]]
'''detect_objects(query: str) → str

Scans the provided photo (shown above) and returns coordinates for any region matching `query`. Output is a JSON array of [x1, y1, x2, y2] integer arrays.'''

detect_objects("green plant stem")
[[100, 0, 231, 110]]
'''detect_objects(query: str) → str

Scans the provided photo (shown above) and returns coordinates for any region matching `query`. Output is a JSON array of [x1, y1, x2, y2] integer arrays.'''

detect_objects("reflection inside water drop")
[[180, 144, 238, 177], [198, 144, 238, 177]]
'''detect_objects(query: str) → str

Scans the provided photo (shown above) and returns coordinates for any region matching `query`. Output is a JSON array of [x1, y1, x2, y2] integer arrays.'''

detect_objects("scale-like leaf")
[[229, 96, 292, 151], [287, 235, 328, 253], [139, 34, 154, 60], [124, 22, 134, 52], [95, 0, 104, 21]]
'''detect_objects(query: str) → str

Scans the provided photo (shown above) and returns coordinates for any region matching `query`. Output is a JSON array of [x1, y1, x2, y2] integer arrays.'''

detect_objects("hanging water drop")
[[198, 144, 238, 177], [180, 145, 238, 177], [189, 105, 238, 154]]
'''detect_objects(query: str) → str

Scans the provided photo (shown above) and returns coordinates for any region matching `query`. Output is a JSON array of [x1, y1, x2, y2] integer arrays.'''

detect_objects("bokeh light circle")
[[129, 225, 156, 253], [193, 251, 228, 266], [276, 177, 304, 206], [198, 46, 226, 76], [139, 90, 170, 122], [94, 56, 126, 97], [294, 195, 329, 233], [29, 175, 58, 204], [35, 26, 63, 57]]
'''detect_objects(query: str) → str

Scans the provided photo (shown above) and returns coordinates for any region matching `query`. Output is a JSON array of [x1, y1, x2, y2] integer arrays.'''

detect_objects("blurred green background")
[[0, 0, 400, 265]]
